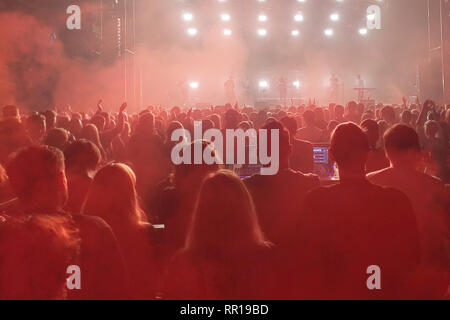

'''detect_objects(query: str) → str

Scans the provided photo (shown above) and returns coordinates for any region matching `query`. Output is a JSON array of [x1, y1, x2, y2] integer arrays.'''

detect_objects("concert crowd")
[[0, 98, 449, 300]]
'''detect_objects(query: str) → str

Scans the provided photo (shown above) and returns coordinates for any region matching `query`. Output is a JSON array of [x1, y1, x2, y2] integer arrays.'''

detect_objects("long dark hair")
[[185, 170, 270, 256]]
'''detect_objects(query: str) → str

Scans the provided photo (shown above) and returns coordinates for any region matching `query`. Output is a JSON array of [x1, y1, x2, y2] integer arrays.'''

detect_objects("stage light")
[[330, 13, 339, 22], [223, 29, 232, 36], [183, 13, 193, 22], [189, 82, 199, 89], [258, 14, 268, 22], [294, 12, 304, 22], [324, 28, 334, 37], [220, 13, 230, 21], [291, 30, 300, 37], [257, 29, 267, 37], [359, 28, 368, 35], [187, 28, 198, 36], [259, 80, 269, 89], [293, 81, 301, 88]]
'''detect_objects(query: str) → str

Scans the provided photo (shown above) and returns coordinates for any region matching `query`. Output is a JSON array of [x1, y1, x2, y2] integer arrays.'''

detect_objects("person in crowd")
[[245, 120, 319, 247], [361, 119, 390, 173], [82, 163, 156, 299], [368, 124, 449, 298], [293, 123, 420, 299], [4, 146, 129, 299], [164, 170, 273, 300], [126, 111, 168, 200], [80, 123, 106, 159], [0, 109, 30, 164], [280, 116, 314, 173], [64, 139, 102, 213], [42, 110, 57, 131], [296, 110, 324, 143], [334, 104, 346, 123], [151, 141, 221, 260], [26, 113, 46, 144], [0, 214, 81, 300], [43, 128, 71, 151]]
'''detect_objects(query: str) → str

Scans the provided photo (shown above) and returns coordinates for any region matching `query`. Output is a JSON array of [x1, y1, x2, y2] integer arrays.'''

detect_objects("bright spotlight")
[[257, 29, 267, 37], [324, 28, 334, 37], [359, 28, 368, 35], [291, 30, 300, 37], [294, 13, 304, 22], [189, 82, 199, 89], [258, 14, 267, 22], [259, 80, 269, 89], [183, 13, 193, 21], [223, 29, 232, 36], [220, 13, 230, 21], [187, 28, 198, 36], [293, 81, 301, 89], [330, 13, 339, 21]]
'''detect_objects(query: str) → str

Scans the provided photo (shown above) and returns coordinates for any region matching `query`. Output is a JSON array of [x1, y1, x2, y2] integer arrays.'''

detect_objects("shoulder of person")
[[293, 138, 313, 149], [243, 174, 265, 187], [367, 167, 392, 181], [303, 185, 333, 202], [290, 170, 320, 186], [71, 213, 115, 233], [375, 184, 413, 208]]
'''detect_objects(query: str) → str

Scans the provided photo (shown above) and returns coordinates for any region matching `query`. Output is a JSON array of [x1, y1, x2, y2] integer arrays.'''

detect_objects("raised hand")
[[97, 99, 103, 112], [119, 102, 127, 113]]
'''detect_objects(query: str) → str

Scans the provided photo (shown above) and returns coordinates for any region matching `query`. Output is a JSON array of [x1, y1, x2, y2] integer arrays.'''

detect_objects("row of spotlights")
[[183, 13, 349, 22], [186, 28, 369, 37]]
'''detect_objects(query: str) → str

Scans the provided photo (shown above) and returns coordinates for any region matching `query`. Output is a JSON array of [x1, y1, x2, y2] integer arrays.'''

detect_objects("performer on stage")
[[278, 76, 288, 105], [356, 74, 365, 102], [224, 76, 237, 104], [329, 74, 339, 102], [240, 78, 251, 105]]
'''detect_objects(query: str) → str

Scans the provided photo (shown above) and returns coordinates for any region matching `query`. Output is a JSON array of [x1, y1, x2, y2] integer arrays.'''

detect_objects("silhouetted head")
[[381, 106, 396, 125], [42, 110, 57, 129], [361, 119, 380, 149], [64, 139, 101, 174], [137, 112, 155, 136], [26, 114, 46, 141], [7, 146, 68, 211], [223, 109, 241, 129], [384, 124, 421, 168], [330, 122, 369, 173], [303, 110, 316, 127], [43, 128, 70, 151], [280, 116, 297, 137], [335, 105, 345, 118]]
